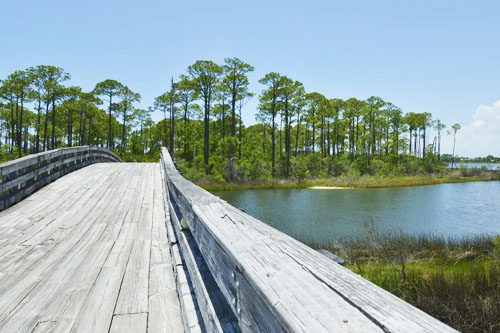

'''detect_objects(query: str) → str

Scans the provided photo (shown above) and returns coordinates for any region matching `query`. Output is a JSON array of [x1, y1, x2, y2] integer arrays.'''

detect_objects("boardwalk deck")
[[0, 163, 182, 333]]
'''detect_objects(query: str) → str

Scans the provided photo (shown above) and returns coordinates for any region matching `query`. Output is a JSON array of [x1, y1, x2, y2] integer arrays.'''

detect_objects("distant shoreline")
[[308, 186, 351, 190], [199, 174, 500, 191]]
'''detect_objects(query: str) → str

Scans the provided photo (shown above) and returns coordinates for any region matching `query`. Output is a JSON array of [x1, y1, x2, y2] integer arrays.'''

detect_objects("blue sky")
[[1, 0, 499, 156]]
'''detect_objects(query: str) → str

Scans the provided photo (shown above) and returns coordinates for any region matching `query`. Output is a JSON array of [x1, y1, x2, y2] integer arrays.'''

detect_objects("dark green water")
[[213, 181, 500, 243]]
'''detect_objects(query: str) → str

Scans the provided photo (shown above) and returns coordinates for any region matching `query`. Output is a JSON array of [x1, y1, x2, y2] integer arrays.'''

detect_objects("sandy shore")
[[308, 186, 351, 189]]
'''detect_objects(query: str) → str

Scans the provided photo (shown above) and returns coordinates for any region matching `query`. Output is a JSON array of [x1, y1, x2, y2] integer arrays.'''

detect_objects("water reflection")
[[214, 182, 500, 243]]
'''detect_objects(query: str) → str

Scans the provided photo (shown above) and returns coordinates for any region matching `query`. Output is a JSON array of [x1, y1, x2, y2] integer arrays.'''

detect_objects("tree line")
[[0, 59, 465, 181]]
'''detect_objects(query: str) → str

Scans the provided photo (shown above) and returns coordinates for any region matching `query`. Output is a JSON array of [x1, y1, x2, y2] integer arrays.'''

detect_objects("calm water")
[[449, 162, 500, 170], [214, 182, 500, 243]]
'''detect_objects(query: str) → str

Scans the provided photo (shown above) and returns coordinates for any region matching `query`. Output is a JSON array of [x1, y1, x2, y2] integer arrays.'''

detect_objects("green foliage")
[[290, 156, 310, 180], [310, 232, 500, 333], [0, 59, 473, 181]]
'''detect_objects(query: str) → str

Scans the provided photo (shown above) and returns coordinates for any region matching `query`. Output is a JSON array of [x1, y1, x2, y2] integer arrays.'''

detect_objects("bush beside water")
[[310, 228, 500, 333]]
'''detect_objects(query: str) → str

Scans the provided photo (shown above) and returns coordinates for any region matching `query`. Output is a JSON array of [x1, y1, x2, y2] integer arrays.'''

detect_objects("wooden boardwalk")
[[0, 148, 458, 333], [0, 163, 183, 332]]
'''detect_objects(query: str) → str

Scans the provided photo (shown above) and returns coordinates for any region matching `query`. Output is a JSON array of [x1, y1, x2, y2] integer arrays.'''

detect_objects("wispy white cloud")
[[441, 100, 500, 157]]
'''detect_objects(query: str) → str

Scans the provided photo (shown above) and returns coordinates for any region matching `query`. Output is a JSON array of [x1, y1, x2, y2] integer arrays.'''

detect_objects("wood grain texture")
[[0, 162, 182, 333], [0, 146, 122, 211], [161, 147, 458, 333], [0, 147, 459, 333], [110, 313, 148, 333]]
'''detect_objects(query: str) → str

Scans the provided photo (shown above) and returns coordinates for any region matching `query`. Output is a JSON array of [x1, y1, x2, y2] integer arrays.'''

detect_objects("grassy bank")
[[197, 172, 500, 191], [317, 232, 500, 333]]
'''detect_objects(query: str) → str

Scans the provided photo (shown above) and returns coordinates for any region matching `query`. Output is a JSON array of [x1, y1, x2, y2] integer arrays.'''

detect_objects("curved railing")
[[0, 146, 121, 211], [160, 147, 457, 333]]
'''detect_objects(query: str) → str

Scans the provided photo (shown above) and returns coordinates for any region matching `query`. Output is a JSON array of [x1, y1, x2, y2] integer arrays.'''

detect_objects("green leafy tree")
[[116, 86, 141, 151], [278, 76, 303, 178], [4, 70, 33, 156], [258, 72, 283, 175], [176, 75, 196, 159], [28, 66, 53, 152], [434, 120, 446, 160], [44, 67, 70, 150], [305, 92, 327, 154], [187, 60, 222, 174], [93, 79, 125, 149], [222, 58, 254, 137]]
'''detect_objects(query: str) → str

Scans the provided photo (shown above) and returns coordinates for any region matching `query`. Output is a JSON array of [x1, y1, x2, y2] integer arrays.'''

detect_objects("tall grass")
[[311, 229, 500, 333], [199, 170, 500, 191]]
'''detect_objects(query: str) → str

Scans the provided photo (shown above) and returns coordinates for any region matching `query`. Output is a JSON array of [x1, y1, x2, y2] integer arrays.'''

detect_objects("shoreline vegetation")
[[198, 170, 500, 191], [2, 61, 499, 193], [308, 228, 500, 333]]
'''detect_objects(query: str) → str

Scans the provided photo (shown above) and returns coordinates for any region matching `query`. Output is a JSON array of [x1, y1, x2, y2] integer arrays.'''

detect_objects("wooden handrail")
[[161, 147, 457, 333], [0, 146, 121, 211]]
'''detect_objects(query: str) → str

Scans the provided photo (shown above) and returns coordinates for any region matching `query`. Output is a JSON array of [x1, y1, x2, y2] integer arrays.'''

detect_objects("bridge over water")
[[0, 147, 457, 332]]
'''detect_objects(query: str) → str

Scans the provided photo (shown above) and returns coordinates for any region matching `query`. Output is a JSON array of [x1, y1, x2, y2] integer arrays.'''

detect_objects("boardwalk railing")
[[160, 148, 457, 333], [0, 146, 121, 211]]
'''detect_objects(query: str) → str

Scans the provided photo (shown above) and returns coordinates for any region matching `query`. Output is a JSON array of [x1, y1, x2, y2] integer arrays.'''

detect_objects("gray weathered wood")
[[0, 146, 121, 211], [0, 147, 460, 333], [161, 147, 458, 333], [110, 313, 148, 333], [0, 163, 183, 333]]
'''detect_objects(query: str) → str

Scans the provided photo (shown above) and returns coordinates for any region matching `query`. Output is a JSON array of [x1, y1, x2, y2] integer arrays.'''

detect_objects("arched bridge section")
[[0, 146, 121, 211]]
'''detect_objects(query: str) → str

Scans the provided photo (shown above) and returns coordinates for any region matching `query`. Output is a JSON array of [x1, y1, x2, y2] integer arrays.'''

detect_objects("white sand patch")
[[308, 186, 350, 189]]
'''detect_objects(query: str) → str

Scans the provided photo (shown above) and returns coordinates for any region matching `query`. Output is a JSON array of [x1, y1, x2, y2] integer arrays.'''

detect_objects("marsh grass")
[[308, 230, 500, 333], [199, 171, 500, 191]]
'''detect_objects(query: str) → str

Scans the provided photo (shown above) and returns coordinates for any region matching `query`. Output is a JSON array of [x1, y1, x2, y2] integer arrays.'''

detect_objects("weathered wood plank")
[[0, 162, 184, 333], [110, 313, 148, 333], [168, 198, 226, 333], [161, 147, 457, 333], [148, 164, 183, 333], [0, 166, 132, 332], [0, 146, 121, 211]]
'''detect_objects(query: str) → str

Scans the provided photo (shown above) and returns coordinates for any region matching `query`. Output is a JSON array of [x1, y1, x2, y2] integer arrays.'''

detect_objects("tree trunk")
[[23, 124, 28, 153], [284, 97, 292, 178], [183, 101, 189, 159], [87, 117, 93, 145], [371, 108, 376, 155], [14, 98, 19, 153], [238, 105, 242, 159], [67, 109, 73, 147], [311, 108, 316, 153], [320, 116, 325, 157], [437, 131, 441, 161], [231, 76, 237, 136], [43, 101, 49, 151], [414, 129, 418, 156], [327, 121, 331, 157], [35, 98, 41, 153], [355, 117, 360, 157], [452, 132, 457, 169], [79, 111, 85, 145], [51, 97, 56, 150], [221, 100, 226, 139], [294, 111, 300, 157], [17, 93, 24, 157], [409, 128, 412, 155], [108, 94, 113, 149], [169, 99, 175, 154], [422, 127, 426, 158], [121, 104, 127, 151], [82, 116, 86, 145], [9, 97, 15, 154], [204, 99, 210, 174], [271, 112, 276, 176]]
